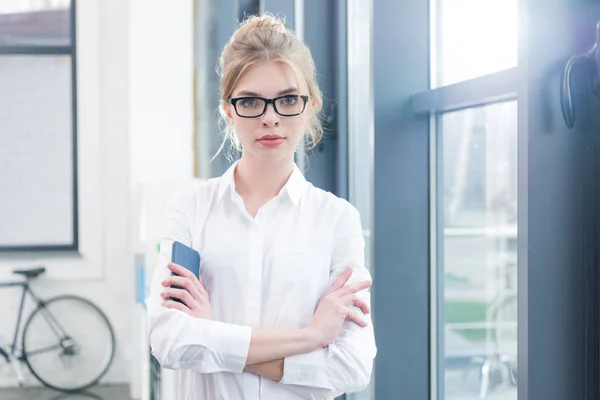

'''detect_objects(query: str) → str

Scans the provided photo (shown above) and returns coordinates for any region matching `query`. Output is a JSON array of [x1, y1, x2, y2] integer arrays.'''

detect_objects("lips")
[[258, 135, 284, 141], [257, 135, 285, 147]]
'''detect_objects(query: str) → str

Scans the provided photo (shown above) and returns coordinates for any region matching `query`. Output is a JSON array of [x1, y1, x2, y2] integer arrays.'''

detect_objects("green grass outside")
[[444, 300, 487, 342]]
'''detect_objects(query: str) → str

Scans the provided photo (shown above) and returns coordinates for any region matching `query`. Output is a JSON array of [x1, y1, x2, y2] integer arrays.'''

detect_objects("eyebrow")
[[234, 87, 298, 97]]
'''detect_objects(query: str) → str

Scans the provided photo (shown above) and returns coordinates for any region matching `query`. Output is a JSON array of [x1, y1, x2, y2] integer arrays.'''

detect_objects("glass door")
[[430, 2, 519, 399], [370, 0, 600, 398], [436, 102, 518, 400], [421, 0, 600, 399]]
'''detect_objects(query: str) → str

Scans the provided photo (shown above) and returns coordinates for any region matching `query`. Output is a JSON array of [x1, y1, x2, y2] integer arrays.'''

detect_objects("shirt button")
[[297, 372, 308, 381]]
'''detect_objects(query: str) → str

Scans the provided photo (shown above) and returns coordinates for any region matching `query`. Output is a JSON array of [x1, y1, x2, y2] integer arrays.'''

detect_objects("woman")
[[146, 13, 376, 399]]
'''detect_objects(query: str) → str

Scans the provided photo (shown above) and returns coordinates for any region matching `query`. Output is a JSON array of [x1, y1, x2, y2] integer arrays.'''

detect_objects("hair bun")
[[233, 13, 288, 39]]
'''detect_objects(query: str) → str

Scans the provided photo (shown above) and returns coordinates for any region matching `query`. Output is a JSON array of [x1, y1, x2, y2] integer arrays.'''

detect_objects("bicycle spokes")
[[21, 296, 115, 392]]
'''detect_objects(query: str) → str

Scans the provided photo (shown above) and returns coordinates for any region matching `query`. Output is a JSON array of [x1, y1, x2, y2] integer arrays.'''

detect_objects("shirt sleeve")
[[279, 202, 377, 398], [145, 184, 252, 374]]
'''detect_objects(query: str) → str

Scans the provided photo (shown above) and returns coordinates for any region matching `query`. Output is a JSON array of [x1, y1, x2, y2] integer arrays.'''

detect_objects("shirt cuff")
[[199, 319, 252, 373], [280, 348, 328, 386]]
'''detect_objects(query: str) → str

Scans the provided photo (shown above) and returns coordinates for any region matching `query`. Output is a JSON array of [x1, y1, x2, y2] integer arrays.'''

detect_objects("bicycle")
[[479, 259, 518, 399], [0, 266, 116, 393]]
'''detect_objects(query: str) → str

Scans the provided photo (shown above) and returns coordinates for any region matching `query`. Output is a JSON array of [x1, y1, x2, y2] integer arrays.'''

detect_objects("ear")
[[224, 103, 235, 121], [311, 99, 316, 107]]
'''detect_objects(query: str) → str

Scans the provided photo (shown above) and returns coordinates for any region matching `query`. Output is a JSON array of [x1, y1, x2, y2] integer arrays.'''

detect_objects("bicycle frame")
[[0, 280, 69, 362]]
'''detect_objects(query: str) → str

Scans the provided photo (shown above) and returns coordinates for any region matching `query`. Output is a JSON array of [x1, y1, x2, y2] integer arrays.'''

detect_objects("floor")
[[0, 384, 131, 400]]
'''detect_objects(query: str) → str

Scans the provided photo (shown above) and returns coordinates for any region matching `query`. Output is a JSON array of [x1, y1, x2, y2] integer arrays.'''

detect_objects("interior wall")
[[0, 0, 131, 387], [0, 0, 195, 391]]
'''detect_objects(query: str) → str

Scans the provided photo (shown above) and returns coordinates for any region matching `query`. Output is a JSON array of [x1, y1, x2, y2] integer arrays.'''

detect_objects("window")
[[439, 102, 518, 400], [374, 0, 600, 398], [435, 0, 518, 87], [425, 0, 519, 399], [0, 0, 78, 251]]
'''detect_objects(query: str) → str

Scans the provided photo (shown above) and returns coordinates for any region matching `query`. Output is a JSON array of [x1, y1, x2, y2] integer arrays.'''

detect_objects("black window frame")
[[0, 1, 79, 252]]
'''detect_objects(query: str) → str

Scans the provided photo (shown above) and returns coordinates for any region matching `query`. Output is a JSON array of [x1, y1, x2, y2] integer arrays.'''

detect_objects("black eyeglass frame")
[[229, 95, 309, 118]]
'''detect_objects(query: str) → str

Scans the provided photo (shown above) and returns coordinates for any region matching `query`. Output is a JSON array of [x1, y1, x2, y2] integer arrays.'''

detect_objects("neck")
[[234, 154, 295, 198]]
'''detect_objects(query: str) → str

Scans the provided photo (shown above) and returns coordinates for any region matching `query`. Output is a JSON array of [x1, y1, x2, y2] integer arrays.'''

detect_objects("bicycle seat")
[[13, 267, 46, 279]]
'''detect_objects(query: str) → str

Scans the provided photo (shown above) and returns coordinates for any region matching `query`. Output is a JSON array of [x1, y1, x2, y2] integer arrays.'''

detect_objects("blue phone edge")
[[169, 241, 201, 304]]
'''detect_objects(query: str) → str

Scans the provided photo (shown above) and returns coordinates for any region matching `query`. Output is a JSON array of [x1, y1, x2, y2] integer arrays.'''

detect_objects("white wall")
[[0, 0, 195, 391], [129, 0, 195, 397], [129, 0, 195, 186]]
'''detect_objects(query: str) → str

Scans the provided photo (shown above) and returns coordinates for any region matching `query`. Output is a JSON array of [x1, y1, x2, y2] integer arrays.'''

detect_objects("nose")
[[261, 103, 280, 127]]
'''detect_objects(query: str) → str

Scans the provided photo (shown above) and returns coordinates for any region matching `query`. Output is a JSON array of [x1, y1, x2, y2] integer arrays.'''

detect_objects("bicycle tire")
[[21, 295, 116, 392]]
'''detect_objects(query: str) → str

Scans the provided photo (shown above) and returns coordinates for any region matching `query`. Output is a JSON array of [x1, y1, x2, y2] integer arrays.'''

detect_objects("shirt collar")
[[217, 160, 306, 205], [283, 164, 306, 205], [216, 160, 238, 201]]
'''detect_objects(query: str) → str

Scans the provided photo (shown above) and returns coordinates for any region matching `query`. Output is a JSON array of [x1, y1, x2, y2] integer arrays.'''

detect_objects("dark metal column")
[[372, 0, 431, 398]]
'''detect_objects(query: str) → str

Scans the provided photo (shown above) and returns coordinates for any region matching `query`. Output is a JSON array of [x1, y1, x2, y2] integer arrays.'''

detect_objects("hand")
[[307, 266, 371, 348], [160, 262, 213, 319], [244, 359, 284, 382]]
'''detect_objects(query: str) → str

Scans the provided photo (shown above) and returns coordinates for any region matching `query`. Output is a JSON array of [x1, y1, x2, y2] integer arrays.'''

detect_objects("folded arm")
[[146, 185, 324, 374], [246, 203, 377, 398]]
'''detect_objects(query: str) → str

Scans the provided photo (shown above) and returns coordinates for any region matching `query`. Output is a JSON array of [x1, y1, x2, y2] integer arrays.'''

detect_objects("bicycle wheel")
[[21, 295, 116, 392]]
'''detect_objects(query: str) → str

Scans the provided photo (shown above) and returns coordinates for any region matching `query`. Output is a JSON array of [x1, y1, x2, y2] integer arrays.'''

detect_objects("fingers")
[[168, 263, 197, 280], [163, 276, 203, 301], [336, 280, 371, 297], [161, 287, 194, 307], [346, 312, 368, 328], [339, 294, 371, 314], [339, 293, 356, 307], [326, 267, 353, 294], [165, 263, 208, 299], [354, 297, 370, 315], [162, 299, 192, 315]]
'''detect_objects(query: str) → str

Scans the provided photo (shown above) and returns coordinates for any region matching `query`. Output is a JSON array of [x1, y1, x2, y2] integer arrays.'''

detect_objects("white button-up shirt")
[[146, 162, 377, 399]]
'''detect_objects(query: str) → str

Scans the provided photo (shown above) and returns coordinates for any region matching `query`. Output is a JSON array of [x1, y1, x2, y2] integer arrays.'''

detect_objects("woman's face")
[[226, 61, 311, 163]]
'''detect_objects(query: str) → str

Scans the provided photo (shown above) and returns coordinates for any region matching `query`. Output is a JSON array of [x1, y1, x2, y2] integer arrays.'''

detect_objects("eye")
[[281, 95, 298, 105], [239, 98, 259, 108]]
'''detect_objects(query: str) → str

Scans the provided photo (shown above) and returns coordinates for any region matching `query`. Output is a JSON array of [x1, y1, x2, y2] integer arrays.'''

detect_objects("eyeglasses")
[[229, 95, 309, 118]]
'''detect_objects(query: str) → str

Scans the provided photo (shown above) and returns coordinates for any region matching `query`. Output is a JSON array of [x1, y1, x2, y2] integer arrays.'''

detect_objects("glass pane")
[[435, 0, 518, 87], [0, 0, 71, 46], [439, 101, 517, 400], [347, 0, 373, 398], [0, 55, 75, 247]]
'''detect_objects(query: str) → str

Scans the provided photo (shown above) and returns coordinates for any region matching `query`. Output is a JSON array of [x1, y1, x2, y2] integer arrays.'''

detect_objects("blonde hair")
[[216, 13, 324, 158]]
